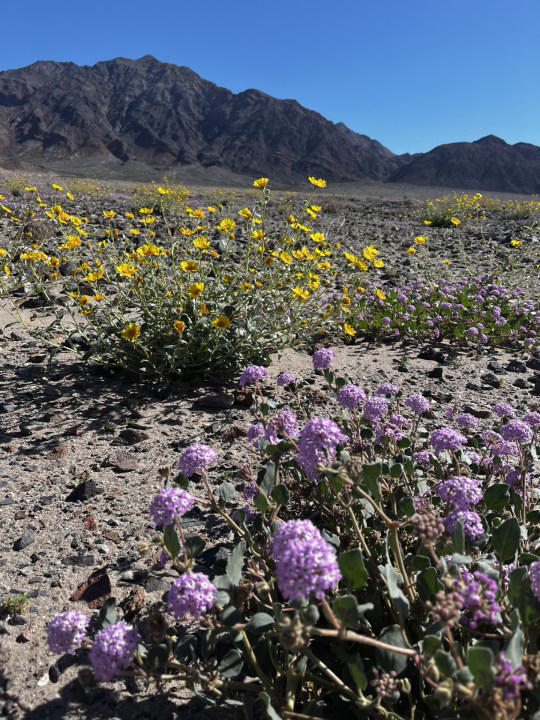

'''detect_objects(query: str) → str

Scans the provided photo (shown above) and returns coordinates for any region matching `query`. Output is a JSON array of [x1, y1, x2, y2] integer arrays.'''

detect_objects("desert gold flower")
[[66, 192, 74, 200], [253, 178, 269, 189], [306, 207, 317, 219], [240, 282, 253, 292], [103, 210, 116, 219], [84, 265, 104, 282], [116, 263, 136, 277], [238, 208, 253, 220], [207, 206, 217, 213], [442, 259, 451, 264], [343, 322, 356, 336], [24, 186, 37, 193], [292, 286, 310, 302], [188, 208, 205, 218], [373, 258, 384, 268], [52, 184, 63, 191], [174, 320, 186, 333], [121, 322, 141, 342], [180, 260, 199, 272], [407, 247, 417, 254], [279, 251, 293, 264], [93, 294, 105, 301], [78, 295, 89, 306], [0, 248, 7, 257], [363, 245, 379, 262], [48, 256, 60, 268], [376, 288, 386, 301], [125, 212, 135, 219], [317, 261, 331, 271], [130, 228, 141, 235], [139, 207, 153, 214], [3, 265, 10, 275], [60, 235, 81, 250], [217, 218, 236, 233], [310, 232, 325, 244], [199, 303, 210, 315], [188, 282, 204, 298], [212, 314, 231, 329], [423, 219, 432, 225], [450, 217, 461, 226], [511, 239, 522, 247], [414, 236, 428, 245], [308, 177, 327, 188], [310, 205, 321, 212], [193, 236, 210, 249]]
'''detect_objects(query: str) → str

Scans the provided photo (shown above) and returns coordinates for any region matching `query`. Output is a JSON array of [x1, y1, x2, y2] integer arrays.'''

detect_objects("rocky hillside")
[[0, 56, 539, 192]]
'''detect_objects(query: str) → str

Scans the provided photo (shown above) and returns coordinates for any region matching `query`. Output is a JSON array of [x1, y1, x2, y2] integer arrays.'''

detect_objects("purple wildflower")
[[405, 393, 430, 415], [242, 482, 259, 502], [272, 519, 341, 601], [444, 510, 484, 541], [529, 561, 540, 601], [455, 413, 479, 431], [178, 443, 218, 477], [312, 347, 334, 371], [239, 365, 267, 387], [494, 653, 531, 701], [389, 413, 410, 428], [492, 402, 516, 418], [149, 487, 195, 526], [500, 420, 533, 444], [523, 411, 540, 427], [337, 383, 366, 409], [437, 476, 483, 511], [430, 427, 467, 454], [89, 622, 139, 682], [362, 396, 389, 422], [277, 372, 295, 387], [296, 417, 348, 481], [47, 610, 90, 655], [454, 569, 500, 629], [247, 422, 265, 444], [167, 573, 217, 620], [376, 383, 399, 397], [265, 410, 299, 443], [413, 450, 431, 467]]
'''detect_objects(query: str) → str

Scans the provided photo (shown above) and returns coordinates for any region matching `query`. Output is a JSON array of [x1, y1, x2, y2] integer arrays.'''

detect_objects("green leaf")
[[508, 567, 540, 625], [218, 648, 244, 678], [434, 649, 456, 678], [398, 496, 415, 518], [260, 691, 283, 720], [333, 595, 362, 629], [338, 548, 368, 590], [347, 659, 368, 691], [422, 635, 441, 657], [467, 646, 494, 691], [416, 567, 444, 602], [390, 463, 403, 479], [484, 483, 511, 512], [375, 625, 409, 675], [247, 613, 275, 635], [380, 563, 409, 619], [163, 524, 181, 559], [184, 534, 205, 559], [452, 519, 465, 554], [226, 540, 246, 586], [260, 461, 277, 494], [492, 517, 520, 563], [270, 484, 289, 506], [505, 623, 524, 670], [412, 555, 431, 570], [99, 598, 117, 628], [362, 463, 382, 502], [219, 481, 236, 503], [254, 491, 270, 513]]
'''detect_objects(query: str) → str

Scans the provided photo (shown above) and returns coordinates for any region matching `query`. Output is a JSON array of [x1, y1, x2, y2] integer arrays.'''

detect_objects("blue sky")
[[1, 0, 539, 154]]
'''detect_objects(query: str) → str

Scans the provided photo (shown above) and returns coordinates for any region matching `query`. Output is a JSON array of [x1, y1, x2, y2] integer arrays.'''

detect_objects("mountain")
[[0, 57, 539, 193], [389, 135, 540, 194], [0, 56, 396, 183]]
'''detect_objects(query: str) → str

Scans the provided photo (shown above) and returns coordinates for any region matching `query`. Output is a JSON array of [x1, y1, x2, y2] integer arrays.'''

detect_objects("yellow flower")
[[48, 256, 60, 268], [310, 232, 325, 244], [78, 295, 90, 306], [199, 302, 209, 315], [253, 178, 269, 189], [139, 207, 153, 214], [511, 239, 522, 247], [407, 247, 417, 254], [66, 192, 74, 201], [180, 260, 199, 272], [24, 186, 37, 193], [4, 265, 10, 275], [120, 322, 141, 342], [116, 263, 136, 277], [306, 207, 317, 219], [317, 261, 331, 271], [207, 206, 217, 213], [174, 320, 186, 333], [343, 322, 356, 336], [193, 236, 210, 249], [84, 265, 104, 282], [125, 212, 135, 219], [240, 282, 253, 292], [238, 207, 253, 220], [188, 282, 204, 298], [0, 248, 7, 257], [212, 315, 231, 329], [60, 235, 81, 250], [157, 186, 169, 195], [373, 259, 384, 268], [217, 218, 236, 233], [376, 288, 386, 301], [130, 228, 141, 235], [279, 251, 293, 264], [423, 220, 432, 226], [52, 184, 64, 191], [308, 177, 327, 188], [442, 259, 451, 264], [363, 245, 379, 262], [93, 294, 105, 301], [450, 217, 461, 226], [414, 236, 428, 245], [103, 210, 116, 219], [310, 205, 321, 212], [292, 286, 310, 302]]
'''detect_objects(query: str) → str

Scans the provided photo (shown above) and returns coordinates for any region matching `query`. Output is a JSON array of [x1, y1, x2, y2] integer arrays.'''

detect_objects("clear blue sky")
[[1, 0, 539, 154]]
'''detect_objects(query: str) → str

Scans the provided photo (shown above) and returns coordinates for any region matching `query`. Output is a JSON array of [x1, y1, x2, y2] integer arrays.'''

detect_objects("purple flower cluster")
[[529, 561, 540, 601], [47, 610, 90, 655], [500, 419, 533, 444], [437, 475, 483, 511], [265, 410, 299, 443], [454, 569, 500, 629], [494, 653, 531, 701], [337, 383, 366, 409], [362, 396, 388, 422], [413, 450, 431, 467], [239, 364, 267, 387], [296, 417, 347, 481], [277, 372, 295, 387], [167, 573, 217, 619], [444, 510, 484, 541], [376, 383, 399, 397], [312, 347, 334, 371], [491, 440, 519, 457], [272, 519, 341, 601], [177, 443, 218, 477], [89, 621, 139, 682], [404, 393, 429, 415], [430, 426, 467, 454], [247, 422, 265, 444], [149, 487, 195, 526], [523, 410, 540, 427], [455, 413, 478, 431], [492, 401, 516, 418]]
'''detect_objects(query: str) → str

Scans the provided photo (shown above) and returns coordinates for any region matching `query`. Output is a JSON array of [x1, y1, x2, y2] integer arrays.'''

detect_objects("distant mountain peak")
[[475, 135, 508, 146]]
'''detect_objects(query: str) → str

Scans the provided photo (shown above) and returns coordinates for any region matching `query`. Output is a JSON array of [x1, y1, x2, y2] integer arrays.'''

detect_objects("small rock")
[[66, 478, 103, 502], [193, 392, 235, 410], [118, 428, 150, 445], [487, 360, 506, 374], [46, 443, 70, 459], [481, 373, 501, 388], [513, 378, 529, 389], [103, 450, 138, 473], [0, 497, 15, 507], [506, 359, 527, 373], [0, 403, 15, 414], [18, 423, 32, 437], [16, 632, 30, 643], [13, 529, 36, 551], [427, 367, 443, 379], [16, 365, 44, 380], [28, 353, 46, 364], [463, 404, 491, 419], [526, 357, 540, 371], [62, 554, 95, 567]]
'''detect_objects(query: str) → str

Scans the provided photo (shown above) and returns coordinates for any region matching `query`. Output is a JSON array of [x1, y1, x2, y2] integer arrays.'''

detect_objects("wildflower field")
[[0, 174, 539, 719]]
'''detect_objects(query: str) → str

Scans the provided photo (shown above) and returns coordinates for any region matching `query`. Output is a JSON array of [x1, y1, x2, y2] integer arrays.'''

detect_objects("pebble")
[[13, 530, 36, 551], [506, 359, 527, 373], [66, 478, 103, 502], [193, 392, 235, 410], [118, 428, 150, 445]]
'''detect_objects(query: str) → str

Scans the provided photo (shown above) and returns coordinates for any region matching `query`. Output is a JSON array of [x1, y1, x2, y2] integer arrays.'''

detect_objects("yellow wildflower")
[[238, 208, 253, 220], [212, 315, 231, 329], [103, 210, 116, 219], [310, 232, 325, 244], [279, 251, 293, 264], [52, 184, 63, 191], [188, 282, 204, 298], [363, 245, 379, 262], [252, 178, 269, 189], [217, 218, 236, 233], [0, 248, 7, 257], [4, 265, 10, 275], [121, 323, 141, 343], [450, 217, 461, 226], [174, 320, 186, 333], [292, 286, 310, 302], [308, 177, 327, 188], [180, 260, 199, 273], [414, 236, 428, 245], [116, 263, 136, 277], [343, 322, 356, 336], [193, 236, 210, 249], [376, 289, 386, 301], [407, 247, 417, 254]]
